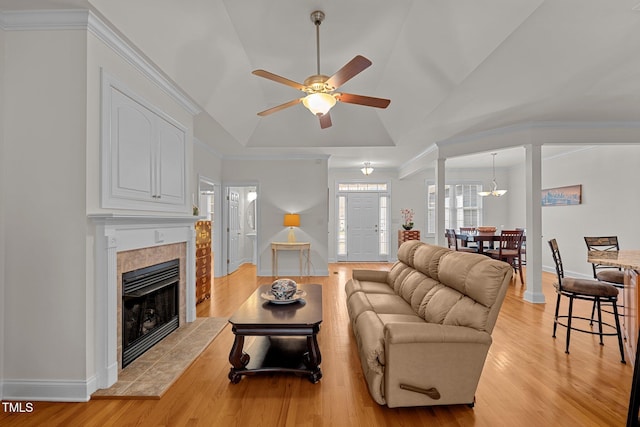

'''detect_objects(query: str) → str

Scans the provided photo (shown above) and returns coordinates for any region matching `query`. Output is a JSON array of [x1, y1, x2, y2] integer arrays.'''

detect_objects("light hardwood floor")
[[0, 263, 633, 426]]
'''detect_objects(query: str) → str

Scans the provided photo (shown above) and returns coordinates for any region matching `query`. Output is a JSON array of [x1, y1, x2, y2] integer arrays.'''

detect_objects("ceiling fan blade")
[[319, 112, 332, 129], [257, 98, 302, 116], [252, 70, 307, 91], [325, 55, 372, 90], [335, 92, 390, 109]]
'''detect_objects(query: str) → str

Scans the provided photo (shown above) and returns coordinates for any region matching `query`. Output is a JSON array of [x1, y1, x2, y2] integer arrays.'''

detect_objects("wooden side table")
[[398, 230, 420, 248], [271, 242, 311, 277]]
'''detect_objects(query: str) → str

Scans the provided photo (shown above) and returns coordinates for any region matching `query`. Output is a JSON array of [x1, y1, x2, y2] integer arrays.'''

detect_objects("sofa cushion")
[[412, 244, 452, 281], [396, 240, 423, 267], [354, 310, 386, 371], [345, 278, 395, 298], [386, 262, 413, 290], [437, 251, 511, 308]]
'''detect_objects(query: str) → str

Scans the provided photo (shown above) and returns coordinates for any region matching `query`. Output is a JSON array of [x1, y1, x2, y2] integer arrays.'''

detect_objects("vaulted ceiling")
[[4, 0, 640, 170]]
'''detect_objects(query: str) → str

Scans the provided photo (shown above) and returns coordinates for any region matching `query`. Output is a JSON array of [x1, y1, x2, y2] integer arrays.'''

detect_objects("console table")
[[271, 242, 311, 277]]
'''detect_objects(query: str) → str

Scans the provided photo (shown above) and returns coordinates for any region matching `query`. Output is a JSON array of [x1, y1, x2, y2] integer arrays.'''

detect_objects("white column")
[[524, 144, 545, 303], [94, 225, 118, 389], [435, 156, 446, 247]]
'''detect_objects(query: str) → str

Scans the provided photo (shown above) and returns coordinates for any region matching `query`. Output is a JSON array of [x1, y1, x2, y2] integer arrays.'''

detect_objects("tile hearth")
[[92, 317, 227, 399]]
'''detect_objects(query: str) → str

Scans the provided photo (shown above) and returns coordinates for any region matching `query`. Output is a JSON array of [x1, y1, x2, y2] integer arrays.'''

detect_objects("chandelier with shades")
[[478, 153, 507, 197]]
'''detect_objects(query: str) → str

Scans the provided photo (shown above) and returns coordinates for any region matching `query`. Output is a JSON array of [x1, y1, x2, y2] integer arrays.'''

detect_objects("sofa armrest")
[[352, 269, 389, 283], [385, 322, 491, 345], [383, 322, 492, 408]]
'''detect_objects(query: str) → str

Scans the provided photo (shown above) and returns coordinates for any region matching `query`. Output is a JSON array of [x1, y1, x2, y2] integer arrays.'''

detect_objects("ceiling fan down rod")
[[310, 10, 325, 76]]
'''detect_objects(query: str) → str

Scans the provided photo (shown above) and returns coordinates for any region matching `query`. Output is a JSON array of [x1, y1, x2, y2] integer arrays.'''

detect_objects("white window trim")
[[425, 180, 484, 237]]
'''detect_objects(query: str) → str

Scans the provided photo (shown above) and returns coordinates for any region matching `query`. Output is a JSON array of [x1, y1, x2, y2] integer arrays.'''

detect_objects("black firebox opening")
[[122, 258, 180, 368]]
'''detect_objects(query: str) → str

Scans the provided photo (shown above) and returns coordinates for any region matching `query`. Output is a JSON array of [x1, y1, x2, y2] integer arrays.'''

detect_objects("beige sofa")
[[345, 240, 512, 408]]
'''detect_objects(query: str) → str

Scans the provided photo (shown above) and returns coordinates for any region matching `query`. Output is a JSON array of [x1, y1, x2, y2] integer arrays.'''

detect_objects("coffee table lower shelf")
[[228, 335, 322, 383]]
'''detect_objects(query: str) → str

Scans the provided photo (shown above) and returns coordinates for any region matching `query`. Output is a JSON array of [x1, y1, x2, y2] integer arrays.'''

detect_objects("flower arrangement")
[[400, 208, 414, 230]]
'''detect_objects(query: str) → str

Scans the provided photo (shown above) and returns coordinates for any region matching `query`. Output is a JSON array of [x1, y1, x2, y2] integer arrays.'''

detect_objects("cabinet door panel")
[[157, 118, 186, 205], [112, 98, 153, 198], [110, 90, 155, 200]]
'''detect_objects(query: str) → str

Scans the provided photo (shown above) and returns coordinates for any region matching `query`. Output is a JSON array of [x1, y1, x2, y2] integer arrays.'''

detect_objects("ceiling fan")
[[252, 10, 391, 129]]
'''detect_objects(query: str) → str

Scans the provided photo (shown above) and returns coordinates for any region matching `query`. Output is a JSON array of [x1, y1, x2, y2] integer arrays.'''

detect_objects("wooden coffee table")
[[228, 283, 323, 383]]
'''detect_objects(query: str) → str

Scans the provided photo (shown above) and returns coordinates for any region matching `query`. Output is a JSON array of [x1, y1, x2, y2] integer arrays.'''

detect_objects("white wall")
[[540, 145, 640, 277], [3, 29, 89, 394], [0, 25, 6, 400], [507, 145, 640, 277], [223, 158, 329, 276]]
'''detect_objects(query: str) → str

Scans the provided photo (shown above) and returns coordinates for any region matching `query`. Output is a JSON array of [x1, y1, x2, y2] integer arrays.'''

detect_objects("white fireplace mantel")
[[89, 213, 202, 389]]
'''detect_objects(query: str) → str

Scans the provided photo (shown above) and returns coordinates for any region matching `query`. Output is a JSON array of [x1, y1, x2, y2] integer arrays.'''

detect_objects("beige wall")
[[222, 158, 329, 276], [0, 25, 5, 400], [3, 29, 88, 385]]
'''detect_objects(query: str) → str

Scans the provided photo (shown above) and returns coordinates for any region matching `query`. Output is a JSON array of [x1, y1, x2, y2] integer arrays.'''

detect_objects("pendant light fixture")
[[361, 162, 374, 175], [478, 153, 507, 197]]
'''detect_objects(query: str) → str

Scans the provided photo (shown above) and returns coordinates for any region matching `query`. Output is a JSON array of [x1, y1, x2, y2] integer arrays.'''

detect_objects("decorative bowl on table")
[[477, 226, 497, 233], [270, 278, 297, 300]]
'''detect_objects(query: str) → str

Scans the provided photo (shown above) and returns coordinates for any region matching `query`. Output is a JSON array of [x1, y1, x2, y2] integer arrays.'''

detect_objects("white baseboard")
[[2, 377, 96, 402], [257, 268, 329, 277]]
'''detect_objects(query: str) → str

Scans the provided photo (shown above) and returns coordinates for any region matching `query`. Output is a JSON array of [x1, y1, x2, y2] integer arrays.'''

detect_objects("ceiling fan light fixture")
[[302, 92, 336, 116]]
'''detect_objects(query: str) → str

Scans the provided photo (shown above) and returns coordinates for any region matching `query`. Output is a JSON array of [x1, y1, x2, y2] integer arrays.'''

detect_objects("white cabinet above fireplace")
[[101, 71, 188, 213]]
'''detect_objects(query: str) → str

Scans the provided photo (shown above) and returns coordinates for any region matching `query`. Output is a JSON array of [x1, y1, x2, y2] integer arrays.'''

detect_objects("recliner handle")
[[399, 383, 441, 400]]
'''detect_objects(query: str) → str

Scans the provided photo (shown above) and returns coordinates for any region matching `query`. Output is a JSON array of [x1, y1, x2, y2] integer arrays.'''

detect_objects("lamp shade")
[[283, 213, 300, 227], [302, 93, 336, 116]]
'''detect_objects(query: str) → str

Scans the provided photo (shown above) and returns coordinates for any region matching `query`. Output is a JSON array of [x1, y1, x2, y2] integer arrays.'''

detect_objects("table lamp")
[[283, 213, 300, 243]]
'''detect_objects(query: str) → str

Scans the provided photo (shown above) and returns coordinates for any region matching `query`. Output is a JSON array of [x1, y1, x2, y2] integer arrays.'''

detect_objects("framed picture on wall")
[[542, 184, 582, 206]]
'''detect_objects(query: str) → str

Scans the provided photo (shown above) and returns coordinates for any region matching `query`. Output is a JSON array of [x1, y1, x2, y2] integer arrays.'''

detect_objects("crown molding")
[[86, 12, 201, 116], [0, 9, 88, 31], [0, 9, 202, 116]]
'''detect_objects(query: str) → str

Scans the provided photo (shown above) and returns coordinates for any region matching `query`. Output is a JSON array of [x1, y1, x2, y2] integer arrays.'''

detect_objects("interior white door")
[[227, 189, 241, 274], [347, 193, 380, 261]]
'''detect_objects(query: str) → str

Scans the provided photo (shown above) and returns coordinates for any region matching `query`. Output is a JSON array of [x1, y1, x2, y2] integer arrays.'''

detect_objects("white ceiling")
[[3, 0, 640, 170]]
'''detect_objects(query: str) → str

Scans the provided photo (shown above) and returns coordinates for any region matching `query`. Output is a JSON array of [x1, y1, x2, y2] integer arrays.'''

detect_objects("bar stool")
[[548, 238, 625, 363], [584, 236, 625, 321]]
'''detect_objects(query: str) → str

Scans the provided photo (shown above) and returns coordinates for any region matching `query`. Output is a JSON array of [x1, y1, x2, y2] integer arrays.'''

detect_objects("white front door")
[[347, 193, 380, 261], [227, 189, 241, 274]]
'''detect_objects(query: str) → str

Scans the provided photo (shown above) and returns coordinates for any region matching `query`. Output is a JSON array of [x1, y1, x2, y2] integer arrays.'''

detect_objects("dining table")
[[456, 233, 500, 254], [456, 232, 526, 255]]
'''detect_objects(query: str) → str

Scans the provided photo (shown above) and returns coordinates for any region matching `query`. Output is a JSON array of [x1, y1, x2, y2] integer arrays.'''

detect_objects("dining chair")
[[458, 227, 478, 250], [516, 227, 526, 266], [548, 238, 625, 363], [584, 236, 625, 323], [445, 229, 475, 253], [485, 229, 524, 284]]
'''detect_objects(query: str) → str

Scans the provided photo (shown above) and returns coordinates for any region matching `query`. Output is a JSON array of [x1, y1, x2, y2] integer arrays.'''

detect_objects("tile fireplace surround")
[[89, 214, 200, 391]]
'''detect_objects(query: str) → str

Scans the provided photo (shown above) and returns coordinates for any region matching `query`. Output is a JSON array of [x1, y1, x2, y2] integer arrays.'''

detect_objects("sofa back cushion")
[[396, 240, 423, 266], [416, 250, 511, 333], [395, 270, 440, 312], [412, 244, 451, 281]]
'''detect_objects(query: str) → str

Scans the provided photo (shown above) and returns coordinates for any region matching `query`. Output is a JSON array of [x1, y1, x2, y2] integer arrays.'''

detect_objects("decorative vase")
[[402, 223, 414, 230]]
